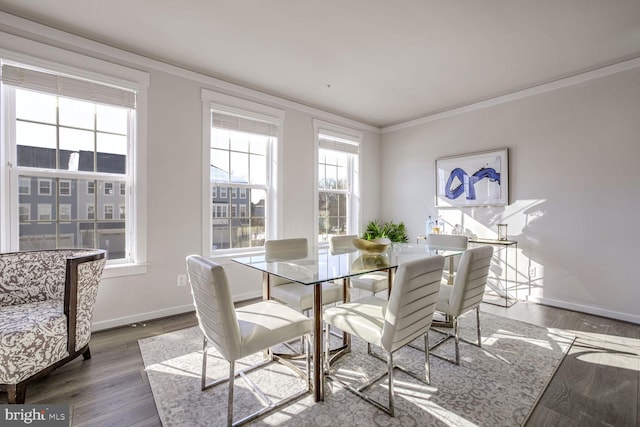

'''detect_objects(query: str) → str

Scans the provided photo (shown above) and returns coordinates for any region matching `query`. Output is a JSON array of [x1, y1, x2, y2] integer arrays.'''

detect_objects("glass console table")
[[416, 235, 520, 307], [469, 238, 518, 307]]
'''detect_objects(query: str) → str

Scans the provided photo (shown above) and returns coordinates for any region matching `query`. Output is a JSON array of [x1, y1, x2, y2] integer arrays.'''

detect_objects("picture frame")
[[435, 148, 509, 207]]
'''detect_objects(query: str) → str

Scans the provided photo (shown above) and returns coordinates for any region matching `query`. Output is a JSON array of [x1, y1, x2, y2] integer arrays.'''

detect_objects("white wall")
[[0, 15, 382, 330], [381, 66, 640, 323]]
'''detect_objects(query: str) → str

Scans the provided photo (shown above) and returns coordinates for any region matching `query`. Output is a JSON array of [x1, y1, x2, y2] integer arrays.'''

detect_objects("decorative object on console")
[[435, 148, 509, 207], [497, 224, 508, 241]]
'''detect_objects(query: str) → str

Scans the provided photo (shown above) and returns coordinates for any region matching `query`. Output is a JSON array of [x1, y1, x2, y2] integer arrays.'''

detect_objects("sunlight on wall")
[[435, 199, 548, 300]]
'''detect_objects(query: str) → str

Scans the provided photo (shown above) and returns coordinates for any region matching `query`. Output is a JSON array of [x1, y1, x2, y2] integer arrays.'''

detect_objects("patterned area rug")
[[139, 312, 573, 426]]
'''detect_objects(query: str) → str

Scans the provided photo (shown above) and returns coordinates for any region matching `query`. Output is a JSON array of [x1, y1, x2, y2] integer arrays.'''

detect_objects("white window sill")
[[103, 262, 149, 279]]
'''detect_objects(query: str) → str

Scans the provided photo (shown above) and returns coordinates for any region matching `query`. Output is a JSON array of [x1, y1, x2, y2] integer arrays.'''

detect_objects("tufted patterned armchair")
[[0, 249, 106, 403]]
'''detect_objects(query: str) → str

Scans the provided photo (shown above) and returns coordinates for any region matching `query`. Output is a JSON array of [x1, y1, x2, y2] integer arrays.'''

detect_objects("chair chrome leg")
[[453, 317, 460, 365], [227, 362, 235, 427], [387, 352, 395, 417], [476, 307, 482, 347], [201, 337, 208, 391], [324, 324, 329, 372], [430, 311, 483, 366], [424, 333, 430, 384]]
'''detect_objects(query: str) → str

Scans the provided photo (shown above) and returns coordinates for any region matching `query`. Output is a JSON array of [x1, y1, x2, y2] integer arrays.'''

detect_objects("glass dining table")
[[232, 242, 465, 402]]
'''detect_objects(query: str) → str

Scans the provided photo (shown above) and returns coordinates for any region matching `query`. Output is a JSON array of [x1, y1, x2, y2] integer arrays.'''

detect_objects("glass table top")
[[232, 243, 465, 285]]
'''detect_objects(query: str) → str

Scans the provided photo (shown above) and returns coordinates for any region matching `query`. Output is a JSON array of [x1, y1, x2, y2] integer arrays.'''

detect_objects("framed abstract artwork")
[[435, 148, 509, 207]]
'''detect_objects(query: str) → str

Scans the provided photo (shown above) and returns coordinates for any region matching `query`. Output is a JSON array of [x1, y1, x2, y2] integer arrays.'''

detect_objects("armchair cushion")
[[0, 300, 68, 384]]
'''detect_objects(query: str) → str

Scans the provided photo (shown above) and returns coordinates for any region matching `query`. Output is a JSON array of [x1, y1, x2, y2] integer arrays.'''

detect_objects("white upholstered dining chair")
[[329, 234, 389, 296], [266, 238, 344, 311], [426, 233, 468, 283], [431, 245, 494, 365], [186, 255, 313, 427], [323, 255, 445, 416]]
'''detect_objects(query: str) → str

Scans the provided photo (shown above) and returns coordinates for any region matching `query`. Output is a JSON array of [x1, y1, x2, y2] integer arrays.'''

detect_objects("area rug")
[[139, 312, 573, 426]]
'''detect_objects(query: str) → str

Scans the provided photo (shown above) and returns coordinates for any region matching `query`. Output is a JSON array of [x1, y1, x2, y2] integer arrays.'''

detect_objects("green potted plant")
[[362, 219, 408, 243]]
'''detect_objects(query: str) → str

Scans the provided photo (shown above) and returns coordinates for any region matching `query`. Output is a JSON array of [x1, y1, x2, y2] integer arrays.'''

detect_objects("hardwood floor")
[[481, 303, 640, 427], [2, 301, 638, 426]]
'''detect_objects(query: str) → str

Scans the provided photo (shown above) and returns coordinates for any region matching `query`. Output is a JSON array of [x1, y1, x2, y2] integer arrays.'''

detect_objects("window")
[[38, 179, 52, 196], [19, 177, 30, 195], [314, 120, 361, 243], [103, 204, 114, 220], [104, 182, 114, 195], [203, 90, 282, 253], [212, 204, 228, 218], [59, 180, 71, 196], [1, 58, 148, 271], [59, 204, 71, 221], [87, 204, 95, 220], [209, 135, 269, 250], [19, 204, 30, 222], [38, 204, 52, 221]]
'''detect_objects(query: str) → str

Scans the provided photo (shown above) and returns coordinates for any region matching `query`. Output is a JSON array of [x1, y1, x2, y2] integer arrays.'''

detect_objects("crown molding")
[[382, 56, 640, 134]]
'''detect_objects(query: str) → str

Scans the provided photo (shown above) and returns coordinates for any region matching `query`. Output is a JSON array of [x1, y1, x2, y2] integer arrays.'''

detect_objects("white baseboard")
[[91, 291, 262, 332], [528, 296, 640, 325], [92, 304, 195, 332]]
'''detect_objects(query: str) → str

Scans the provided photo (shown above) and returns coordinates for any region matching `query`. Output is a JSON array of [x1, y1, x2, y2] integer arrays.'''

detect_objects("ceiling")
[[1, 1, 640, 127]]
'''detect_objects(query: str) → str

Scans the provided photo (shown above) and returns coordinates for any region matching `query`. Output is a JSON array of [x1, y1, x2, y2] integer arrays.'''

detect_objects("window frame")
[[201, 89, 283, 256], [38, 179, 52, 196], [0, 45, 149, 278], [18, 176, 30, 195], [37, 203, 52, 221], [87, 203, 95, 220], [59, 180, 71, 196], [104, 182, 114, 196], [103, 203, 114, 220], [313, 119, 362, 244], [59, 203, 72, 221], [18, 203, 30, 222]]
